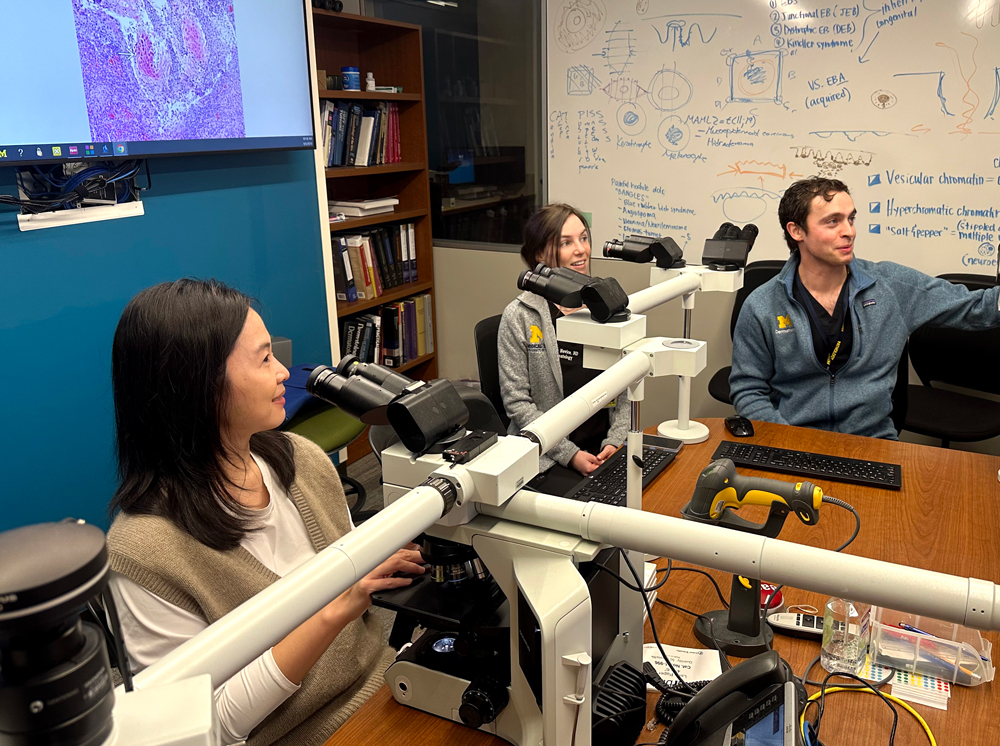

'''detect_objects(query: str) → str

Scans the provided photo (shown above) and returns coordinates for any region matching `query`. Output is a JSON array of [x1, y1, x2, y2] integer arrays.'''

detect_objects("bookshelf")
[[308, 10, 437, 461]]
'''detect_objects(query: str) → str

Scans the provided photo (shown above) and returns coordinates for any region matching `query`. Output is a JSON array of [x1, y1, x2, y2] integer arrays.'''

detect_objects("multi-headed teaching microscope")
[[3, 237, 997, 746]]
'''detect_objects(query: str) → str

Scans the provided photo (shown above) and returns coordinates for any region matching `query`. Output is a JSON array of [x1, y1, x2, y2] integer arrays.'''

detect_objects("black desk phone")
[[667, 651, 805, 746]]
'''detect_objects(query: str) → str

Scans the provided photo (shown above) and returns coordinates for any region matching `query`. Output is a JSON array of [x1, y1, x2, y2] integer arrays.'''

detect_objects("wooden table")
[[326, 419, 1000, 745]]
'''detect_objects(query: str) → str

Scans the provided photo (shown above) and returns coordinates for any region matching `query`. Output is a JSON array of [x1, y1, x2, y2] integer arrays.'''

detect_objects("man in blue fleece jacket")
[[730, 177, 1000, 439]]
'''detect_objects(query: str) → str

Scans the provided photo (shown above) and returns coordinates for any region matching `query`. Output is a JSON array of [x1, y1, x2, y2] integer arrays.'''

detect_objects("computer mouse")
[[724, 415, 754, 437]]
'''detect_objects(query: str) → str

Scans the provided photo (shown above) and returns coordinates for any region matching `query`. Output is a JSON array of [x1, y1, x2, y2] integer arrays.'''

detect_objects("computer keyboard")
[[564, 443, 677, 506], [712, 441, 902, 490]]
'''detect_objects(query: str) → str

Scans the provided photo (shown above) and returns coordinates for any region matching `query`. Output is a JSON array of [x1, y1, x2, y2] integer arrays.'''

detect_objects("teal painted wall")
[[0, 150, 330, 532]]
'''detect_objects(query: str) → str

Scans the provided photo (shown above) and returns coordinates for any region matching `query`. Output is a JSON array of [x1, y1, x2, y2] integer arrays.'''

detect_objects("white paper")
[[643, 643, 724, 692]]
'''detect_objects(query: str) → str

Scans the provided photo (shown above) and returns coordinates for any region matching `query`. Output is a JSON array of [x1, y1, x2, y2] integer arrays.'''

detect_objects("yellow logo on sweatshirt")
[[777, 315, 792, 329], [529, 325, 544, 344]]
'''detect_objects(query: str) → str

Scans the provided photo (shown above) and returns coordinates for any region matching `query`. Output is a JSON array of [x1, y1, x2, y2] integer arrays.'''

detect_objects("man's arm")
[[729, 305, 790, 425], [883, 263, 1000, 332]]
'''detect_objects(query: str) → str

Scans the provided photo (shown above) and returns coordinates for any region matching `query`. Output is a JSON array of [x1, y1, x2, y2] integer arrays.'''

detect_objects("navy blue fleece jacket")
[[730, 256, 1000, 439]]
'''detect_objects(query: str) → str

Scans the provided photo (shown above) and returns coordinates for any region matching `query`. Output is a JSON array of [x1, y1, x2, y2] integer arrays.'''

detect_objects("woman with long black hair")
[[107, 279, 423, 746]]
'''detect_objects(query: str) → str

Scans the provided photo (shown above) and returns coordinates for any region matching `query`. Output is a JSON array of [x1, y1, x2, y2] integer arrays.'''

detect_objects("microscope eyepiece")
[[517, 264, 588, 307], [602, 235, 683, 269], [702, 222, 757, 270]]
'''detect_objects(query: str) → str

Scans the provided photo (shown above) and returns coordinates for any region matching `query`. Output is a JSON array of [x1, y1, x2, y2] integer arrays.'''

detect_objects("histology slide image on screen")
[[71, 0, 246, 142]]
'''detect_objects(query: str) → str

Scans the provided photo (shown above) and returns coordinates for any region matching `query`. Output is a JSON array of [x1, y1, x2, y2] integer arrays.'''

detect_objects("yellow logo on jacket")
[[529, 325, 544, 344], [777, 315, 792, 329]]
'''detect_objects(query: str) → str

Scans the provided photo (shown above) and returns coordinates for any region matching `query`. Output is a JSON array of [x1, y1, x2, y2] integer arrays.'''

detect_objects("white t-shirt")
[[110, 453, 353, 745]]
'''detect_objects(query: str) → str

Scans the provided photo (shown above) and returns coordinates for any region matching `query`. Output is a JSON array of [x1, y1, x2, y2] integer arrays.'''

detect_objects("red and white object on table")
[[761, 583, 784, 616]]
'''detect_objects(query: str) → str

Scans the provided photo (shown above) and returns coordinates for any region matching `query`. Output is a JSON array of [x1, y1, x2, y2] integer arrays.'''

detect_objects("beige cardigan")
[[108, 433, 390, 746]]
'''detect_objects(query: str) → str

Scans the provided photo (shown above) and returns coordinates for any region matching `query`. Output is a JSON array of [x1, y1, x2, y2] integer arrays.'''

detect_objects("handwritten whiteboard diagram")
[[554, 0, 607, 53], [647, 66, 693, 111], [547, 0, 1000, 275], [729, 51, 783, 105]]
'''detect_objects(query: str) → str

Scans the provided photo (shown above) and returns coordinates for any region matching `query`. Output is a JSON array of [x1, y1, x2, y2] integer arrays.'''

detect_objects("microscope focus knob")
[[459, 677, 509, 728]]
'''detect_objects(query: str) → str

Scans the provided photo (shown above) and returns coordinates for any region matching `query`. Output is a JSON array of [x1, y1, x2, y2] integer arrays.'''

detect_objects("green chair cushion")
[[286, 406, 366, 453]]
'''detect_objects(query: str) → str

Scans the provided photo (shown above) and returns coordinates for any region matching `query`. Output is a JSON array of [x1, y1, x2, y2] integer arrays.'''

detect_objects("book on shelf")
[[344, 236, 369, 301], [356, 113, 376, 167], [341, 318, 356, 357], [341, 205, 396, 217], [407, 223, 417, 281], [360, 235, 383, 297], [363, 232, 386, 293], [327, 101, 402, 167], [344, 103, 364, 166], [329, 103, 348, 167], [321, 101, 335, 166], [380, 304, 403, 368], [332, 240, 347, 301], [330, 197, 399, 210], [372, 313, 383, 363], [380, 227, 400, 288], [365, 105, 381, 167], [394, 226, 409, 283], [327, 197, 399, 218], [415, 294, 427, 356], [376, 102, 388, 166], [390, 103, 401, 163], [423, 293, 434, 354], [332, 236, 357, 302], [357, 315, 374, 362], [403, 299, 417, 362], [343, 316, 370, 358], [379, 228, 402, 287], [344, 104, 358, 166], [353, 293, 433, 366]]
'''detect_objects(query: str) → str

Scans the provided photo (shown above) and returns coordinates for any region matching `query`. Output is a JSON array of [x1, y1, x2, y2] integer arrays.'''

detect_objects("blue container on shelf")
[[341, 66, 360, 91]]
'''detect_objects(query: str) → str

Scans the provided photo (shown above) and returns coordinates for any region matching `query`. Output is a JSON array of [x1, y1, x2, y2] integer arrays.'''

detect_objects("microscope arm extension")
[[136, 467, 999, 696], [481, 492, 999, 632], [626, 272, 702, 316], [133, 484, 451, 692], [520, 350, 650, 455]]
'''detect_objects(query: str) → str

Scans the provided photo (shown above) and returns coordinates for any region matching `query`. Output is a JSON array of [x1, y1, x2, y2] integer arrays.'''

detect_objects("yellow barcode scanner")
[[682, 458, 823, 530]]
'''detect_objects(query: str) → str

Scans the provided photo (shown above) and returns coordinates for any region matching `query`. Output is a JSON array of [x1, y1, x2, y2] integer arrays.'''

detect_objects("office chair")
[[708, 260, 786, 404], [889, 340, 908, 437], [902, 274, 1000, 448], [474, 314, 510, 431]]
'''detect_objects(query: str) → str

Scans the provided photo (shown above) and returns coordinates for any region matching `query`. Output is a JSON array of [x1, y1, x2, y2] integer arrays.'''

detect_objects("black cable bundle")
[[643, 661, 713, 731], [2, 160, 150, 215]]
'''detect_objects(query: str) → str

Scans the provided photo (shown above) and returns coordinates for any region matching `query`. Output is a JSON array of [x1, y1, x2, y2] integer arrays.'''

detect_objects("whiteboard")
[[546, 0, 1000, 277]]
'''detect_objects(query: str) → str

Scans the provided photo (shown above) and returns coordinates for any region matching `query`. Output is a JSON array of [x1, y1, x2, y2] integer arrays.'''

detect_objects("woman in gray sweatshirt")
[[497, 204, 629, 494]]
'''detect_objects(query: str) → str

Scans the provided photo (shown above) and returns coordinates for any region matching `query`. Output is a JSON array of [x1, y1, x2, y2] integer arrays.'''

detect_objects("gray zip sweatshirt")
[[730, 255, 1000, 439], [498, 291, 629, 471]]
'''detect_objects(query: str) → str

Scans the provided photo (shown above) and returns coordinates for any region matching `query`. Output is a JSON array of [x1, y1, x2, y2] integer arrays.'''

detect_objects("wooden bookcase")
[[309, 10, 438, 460]]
